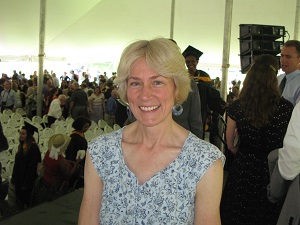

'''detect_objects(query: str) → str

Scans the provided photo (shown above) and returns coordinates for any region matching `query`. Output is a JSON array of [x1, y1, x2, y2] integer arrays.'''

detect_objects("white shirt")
[[48, 99, 63, 119], [278, 101, 300, 180], [52, 76, 60, 88]]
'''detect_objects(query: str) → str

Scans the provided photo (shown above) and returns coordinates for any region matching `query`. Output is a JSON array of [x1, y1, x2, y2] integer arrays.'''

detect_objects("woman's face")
[[127, 59, 176, 127], [19, 129, 27, 141], [81, 123, 90, 133]]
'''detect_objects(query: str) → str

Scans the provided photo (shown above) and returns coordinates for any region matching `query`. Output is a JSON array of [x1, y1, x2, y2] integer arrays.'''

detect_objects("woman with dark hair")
[[65, 116, 91, 167], [8, 122, 41, 209], [220, 54, 294, 225], [65, 117, 91, 188]]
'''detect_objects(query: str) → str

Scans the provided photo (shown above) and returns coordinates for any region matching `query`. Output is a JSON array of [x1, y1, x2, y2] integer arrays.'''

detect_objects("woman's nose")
[[140, 85, 153, 100]]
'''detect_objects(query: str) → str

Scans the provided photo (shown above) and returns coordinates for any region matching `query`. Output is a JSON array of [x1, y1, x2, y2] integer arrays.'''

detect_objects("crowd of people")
[[0, 68, 128, 217], [0, 37, 299, 224]]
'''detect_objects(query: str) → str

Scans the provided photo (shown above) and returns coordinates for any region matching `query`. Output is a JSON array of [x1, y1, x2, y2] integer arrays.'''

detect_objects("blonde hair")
[[114, 38, 191, 104]]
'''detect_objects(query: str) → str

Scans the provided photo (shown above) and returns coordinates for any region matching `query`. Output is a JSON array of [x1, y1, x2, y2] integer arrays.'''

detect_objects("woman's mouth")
[[139, 105, 160, 111]]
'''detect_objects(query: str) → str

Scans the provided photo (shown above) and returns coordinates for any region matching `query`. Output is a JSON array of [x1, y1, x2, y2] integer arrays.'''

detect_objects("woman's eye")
[[129, 81, 140, 87], [153, 80, 163, 86]]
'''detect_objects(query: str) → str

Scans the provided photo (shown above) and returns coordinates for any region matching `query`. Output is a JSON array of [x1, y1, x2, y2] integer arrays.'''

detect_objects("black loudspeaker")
[[239, 24, 285, 74]]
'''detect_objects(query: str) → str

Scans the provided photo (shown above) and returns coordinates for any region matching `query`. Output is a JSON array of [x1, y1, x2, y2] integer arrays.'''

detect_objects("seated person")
[[32, 134, 84, 205]]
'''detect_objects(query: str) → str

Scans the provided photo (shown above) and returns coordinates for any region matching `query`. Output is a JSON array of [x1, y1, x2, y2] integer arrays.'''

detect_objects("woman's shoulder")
[[185, 133, 224, 160], [182, 133, 225, 172]]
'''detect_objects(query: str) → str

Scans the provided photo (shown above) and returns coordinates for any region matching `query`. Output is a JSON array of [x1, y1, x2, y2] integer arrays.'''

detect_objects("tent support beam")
[[218, 0, 233, 151], [294, 0, 300, 39], [221, 0, 233, 100], [37, 0, 46, 116], [37, 0, 46, 117], [170, 0, 175, 39]]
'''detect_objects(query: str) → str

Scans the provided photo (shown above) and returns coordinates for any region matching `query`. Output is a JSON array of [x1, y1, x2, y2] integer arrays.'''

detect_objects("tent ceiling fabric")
[[0, 0, 298, 68]]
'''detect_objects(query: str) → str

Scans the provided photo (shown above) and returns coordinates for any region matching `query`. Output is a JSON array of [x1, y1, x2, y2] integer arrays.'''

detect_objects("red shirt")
[[43, 151, 71, 188]]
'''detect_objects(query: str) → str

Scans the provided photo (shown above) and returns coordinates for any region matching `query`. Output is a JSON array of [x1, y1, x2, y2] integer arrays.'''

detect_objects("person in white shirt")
[[278, 102, 300, 180], [0, 80, 16, 112], [268, 102, 300, 225], [48, 94, 67, 127], [51, 73, 60, 88]]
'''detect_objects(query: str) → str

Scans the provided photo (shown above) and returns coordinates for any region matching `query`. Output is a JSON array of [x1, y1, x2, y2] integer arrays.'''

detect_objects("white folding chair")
[[104, 125, 114, 133], [113, 124, 121, 131], [66, 123, 74, 135], [54, 119, 66, 127], [85, 130, 95, 142], [16, 108, 27, 117], [98, 119, 107, 129], [11, 112, 23, 121], [65, 117, 74, 126], [31, 121, 44, 132], [89, 121, 98, 131], [0, 114, 10, 125], [94, 127, 104, 136], [40, 127, 55, 139], [42, 114, 48, 127], [32, 115, 43, 124], [3, 126, 18, 138], [54, 125, 67, 134], [7, 118, 23, 129], [3, 109, 13, 117]]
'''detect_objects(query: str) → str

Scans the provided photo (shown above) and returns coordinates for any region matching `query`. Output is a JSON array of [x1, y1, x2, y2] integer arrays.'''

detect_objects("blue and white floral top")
[[88, 128, 225, 225]]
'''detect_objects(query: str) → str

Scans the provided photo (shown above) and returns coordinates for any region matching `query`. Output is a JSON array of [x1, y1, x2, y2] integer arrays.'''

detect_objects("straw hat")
[[48, 134, 71, 159]]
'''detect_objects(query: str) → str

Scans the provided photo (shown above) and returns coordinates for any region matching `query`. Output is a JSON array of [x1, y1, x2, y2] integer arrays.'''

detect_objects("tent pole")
[[37, 0, 46, 117], [218, 0, 233, 152], [221, 0, 233, 100], [294, 0, 300, 39], [170, 0, 175, 39]]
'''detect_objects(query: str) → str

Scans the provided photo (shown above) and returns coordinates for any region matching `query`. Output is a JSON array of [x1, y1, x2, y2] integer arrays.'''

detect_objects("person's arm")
[[194, 159, 223, 225], [188, 80, 203, 139], [278, 102, 300, 180], [59, 157, 82, 178], [226, 116, 239, 154], [78, 151, 103, 225]]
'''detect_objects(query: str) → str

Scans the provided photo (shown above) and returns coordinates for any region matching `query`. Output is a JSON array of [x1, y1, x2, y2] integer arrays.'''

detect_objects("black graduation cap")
[[22, 121, 39, 136], [182, 45, 203, 60]]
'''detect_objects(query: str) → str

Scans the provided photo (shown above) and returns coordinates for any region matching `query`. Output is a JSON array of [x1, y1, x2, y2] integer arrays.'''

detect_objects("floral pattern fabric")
[[89, 128, 225, 225]]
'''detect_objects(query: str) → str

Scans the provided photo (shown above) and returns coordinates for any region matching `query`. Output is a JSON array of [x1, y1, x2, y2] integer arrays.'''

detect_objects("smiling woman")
[[78, 38, 225, 225]]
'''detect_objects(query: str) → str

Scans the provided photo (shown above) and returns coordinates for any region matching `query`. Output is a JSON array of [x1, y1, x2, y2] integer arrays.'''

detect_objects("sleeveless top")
[[89, 128, 225, 225], [43, 151, 71, 188]]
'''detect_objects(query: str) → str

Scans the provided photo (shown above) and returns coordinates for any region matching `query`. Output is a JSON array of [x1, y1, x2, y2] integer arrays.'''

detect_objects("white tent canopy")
[[0, 0, 299, 71]]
